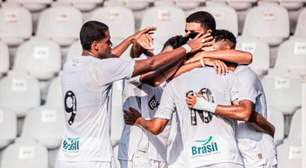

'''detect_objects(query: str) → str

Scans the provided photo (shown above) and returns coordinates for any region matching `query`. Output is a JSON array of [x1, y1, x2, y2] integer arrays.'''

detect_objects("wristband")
[[200, 58, 205, 67], [194, 97, 217, 113], [182, 44, 192, 54]]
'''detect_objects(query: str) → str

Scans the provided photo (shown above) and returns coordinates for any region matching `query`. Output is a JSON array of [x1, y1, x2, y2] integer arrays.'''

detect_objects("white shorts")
[[55, 161, 112, 168]]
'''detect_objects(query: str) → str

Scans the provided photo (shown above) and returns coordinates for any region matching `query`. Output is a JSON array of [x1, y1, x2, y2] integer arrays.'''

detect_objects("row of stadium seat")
[[0, 2, 306, 47], [1, 0, 306, 11], [1, 35, 305, 81]]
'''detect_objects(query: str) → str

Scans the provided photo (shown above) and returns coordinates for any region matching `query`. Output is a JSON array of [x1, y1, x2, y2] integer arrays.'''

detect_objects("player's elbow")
[[240, 109, 252, 122], [150, 127, 162, 135], [243, 52, 253, 65]]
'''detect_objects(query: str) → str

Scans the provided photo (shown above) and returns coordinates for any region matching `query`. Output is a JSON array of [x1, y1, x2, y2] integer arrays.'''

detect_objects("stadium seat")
[[262, 73, 302, 115], [0, 107, 17, 149], [274, 37, 306, 78], [175, 0, 202, 10], [277, 109, 302, 168], [90, 6, 135, 42], [0, 41, 9, 77], [48, 148, 59, 168], [0, 4, 32, 46], [0, 71, 41, 117], [46, 76, 64, 108], [57, 0, 102, 11], [141, 5, 185, 45], [66, 40, 82, 63], [0, 138, 48, 168], [295, 8, 306, 37], [236, 36, 270, 77], [105, 0, 150, 10], [190, 3, 239, 36], [242, 3, 290, 46], [36, 5, 83, 46], [6, 0, 53, 11], [21, 105, 65, 149], [270, 0, 306, 11], [13, 37, 62, 80], [153, 0, 176, 6], [225, 0, 257, 11], [268, 107, 285, 144]]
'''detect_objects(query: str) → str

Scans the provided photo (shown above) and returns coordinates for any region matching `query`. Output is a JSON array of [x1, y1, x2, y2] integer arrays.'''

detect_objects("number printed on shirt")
[[64, 91, 77, 126]]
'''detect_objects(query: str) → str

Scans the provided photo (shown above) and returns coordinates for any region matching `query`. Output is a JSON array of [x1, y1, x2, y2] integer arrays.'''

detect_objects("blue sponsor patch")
[[191, 136, 219, 156], [62, 137, 80, 153]]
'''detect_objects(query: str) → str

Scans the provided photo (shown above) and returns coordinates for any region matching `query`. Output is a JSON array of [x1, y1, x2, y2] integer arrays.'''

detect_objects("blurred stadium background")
[[0, 0, 305, 167]]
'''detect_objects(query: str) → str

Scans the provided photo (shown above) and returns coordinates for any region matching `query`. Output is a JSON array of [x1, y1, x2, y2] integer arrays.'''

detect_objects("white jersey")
[[118, 81, 169, 162], [155, 67, 243, 168], [140, 83, 169, 162], [58, 56, 135, 162], [234, 65, 277, 167]]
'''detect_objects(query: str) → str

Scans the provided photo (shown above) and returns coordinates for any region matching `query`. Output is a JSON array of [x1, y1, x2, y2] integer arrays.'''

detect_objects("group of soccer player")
[[57, 10, 278, 168]]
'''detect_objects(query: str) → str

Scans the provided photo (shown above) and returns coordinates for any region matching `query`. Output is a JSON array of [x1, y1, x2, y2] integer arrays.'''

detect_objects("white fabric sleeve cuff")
[[193, 97, 217, 113]]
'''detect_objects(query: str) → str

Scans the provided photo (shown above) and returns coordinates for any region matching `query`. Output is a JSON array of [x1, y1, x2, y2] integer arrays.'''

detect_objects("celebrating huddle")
[[57, 11, 277, 168]]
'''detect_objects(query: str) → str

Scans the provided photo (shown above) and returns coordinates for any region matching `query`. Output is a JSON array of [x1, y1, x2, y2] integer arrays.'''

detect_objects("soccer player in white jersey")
[[56, 21, 209, 168], [185, 30, 277, 168]]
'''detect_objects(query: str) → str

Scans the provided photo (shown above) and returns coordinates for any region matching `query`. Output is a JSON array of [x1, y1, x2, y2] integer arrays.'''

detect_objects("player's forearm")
[[173, 61, 201, 78], [135, 117, 165, 135], [132, 47, 186, 77], [203, 50, 252, 65], [215, 105, 252, 121], [130, 43, 144, 58], [111, 36, 133, 57], [141, 59, 184, 86], [249, 112, 275, 137]]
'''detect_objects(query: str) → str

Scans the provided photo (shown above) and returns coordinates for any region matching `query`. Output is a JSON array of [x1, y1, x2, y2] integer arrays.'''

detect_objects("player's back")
[[59, 56, 135, 162], [59, 56, 113, 162], [164, 67, 243, 167]]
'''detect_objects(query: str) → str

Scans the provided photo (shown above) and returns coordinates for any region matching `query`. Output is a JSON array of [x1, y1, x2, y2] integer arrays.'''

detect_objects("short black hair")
[[212, 29, 236, 49], [162, 35, 188, 50], [80, 21, 109, 50], [186, 11, 216, 31]]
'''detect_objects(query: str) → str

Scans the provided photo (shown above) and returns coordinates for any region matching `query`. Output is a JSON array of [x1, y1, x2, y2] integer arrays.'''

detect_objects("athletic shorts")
[[119, 152, 167, 168], [55, 161, 112, 168]]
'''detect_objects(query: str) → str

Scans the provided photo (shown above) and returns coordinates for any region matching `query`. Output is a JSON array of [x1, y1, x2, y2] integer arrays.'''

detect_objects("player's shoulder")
[[234, 65, 258, 80]]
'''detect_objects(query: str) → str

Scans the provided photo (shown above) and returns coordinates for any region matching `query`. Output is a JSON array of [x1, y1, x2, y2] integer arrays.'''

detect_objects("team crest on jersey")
[[191, 136, 219, 157], [62, 137, 80, 153], [148, 96, 159, 110]]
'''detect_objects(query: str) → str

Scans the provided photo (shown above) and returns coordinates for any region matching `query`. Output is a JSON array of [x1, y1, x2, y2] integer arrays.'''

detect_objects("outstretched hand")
[[130, 27, 156, 50], [123, 107, 142, 125]]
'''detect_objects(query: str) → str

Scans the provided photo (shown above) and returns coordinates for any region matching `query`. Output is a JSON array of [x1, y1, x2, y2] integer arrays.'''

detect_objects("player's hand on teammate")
[[187, 33, 213, 53], [186, 94, 197, 108], [130, 27, 156, 50], [124, 107, 142, 125], [205, 59, 229, 75]]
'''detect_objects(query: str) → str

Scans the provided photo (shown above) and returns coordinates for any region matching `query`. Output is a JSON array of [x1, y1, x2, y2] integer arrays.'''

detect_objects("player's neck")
[[82, 50, 97, 58]]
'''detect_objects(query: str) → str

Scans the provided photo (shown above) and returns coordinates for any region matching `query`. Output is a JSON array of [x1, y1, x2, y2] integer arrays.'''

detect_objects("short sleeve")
[[228, 74, 240, 102], [236, 77, 258, 103], [89, 58, 135, 85], [154, 83, 176, 120]]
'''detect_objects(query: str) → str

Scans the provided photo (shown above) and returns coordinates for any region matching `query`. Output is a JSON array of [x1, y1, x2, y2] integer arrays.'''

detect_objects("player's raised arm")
[[111, 27, 155, 57], [186, 50, 252, 65], [131, 33, 210, 77]]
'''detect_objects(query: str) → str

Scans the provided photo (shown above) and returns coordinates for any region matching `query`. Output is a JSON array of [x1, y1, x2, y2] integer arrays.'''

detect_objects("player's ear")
[[91, 41, 99, 52]]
